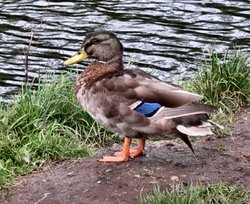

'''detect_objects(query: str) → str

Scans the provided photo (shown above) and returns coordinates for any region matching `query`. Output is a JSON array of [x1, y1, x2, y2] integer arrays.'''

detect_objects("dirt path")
[[1, 108, 250, 204]]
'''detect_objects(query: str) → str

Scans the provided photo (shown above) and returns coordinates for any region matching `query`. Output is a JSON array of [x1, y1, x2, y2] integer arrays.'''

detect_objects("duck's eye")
[[91, 38, 100, 45]]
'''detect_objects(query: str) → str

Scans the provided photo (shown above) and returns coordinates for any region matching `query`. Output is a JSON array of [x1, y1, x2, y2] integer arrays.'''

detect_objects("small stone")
[[67, 171, 74, 175], [170, 176, 179, 182], [243, 154, 250, 161]]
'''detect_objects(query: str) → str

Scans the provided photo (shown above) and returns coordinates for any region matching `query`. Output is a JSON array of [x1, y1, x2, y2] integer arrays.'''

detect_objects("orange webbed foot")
[[98, 137, 146, 163], [130, 149, 144, 158], [130, 139, 145, 158], [98, 156, 129, 163], [98, 136, 131, 163], [112, 138, 146, 159], [113, 149, 144, 158]]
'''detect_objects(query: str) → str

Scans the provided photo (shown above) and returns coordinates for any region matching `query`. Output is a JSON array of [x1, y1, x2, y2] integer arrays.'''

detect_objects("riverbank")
[[1, 107, 249, 203]]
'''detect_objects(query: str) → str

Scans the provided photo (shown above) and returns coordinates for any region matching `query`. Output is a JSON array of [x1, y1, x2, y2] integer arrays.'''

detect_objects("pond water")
[[0, 0, 250, 101]]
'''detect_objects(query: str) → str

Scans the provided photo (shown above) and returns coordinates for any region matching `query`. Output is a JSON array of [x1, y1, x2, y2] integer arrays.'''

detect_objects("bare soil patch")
[[1, 108, 250, 204]]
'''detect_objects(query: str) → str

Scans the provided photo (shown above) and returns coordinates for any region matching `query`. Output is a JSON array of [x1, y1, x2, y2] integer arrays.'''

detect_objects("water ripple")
[[0, 0, 249, 101]]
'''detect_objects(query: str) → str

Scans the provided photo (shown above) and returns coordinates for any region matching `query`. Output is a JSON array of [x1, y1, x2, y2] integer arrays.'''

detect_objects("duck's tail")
[[176, 120, 213, 136], [152, 103, 223, 153], [175, 115, 222, 154]]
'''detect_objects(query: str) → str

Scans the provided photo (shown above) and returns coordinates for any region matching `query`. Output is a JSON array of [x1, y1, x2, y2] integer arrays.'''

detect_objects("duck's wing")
[[102, 69, 203, 108], [95, 69, 215, 152]]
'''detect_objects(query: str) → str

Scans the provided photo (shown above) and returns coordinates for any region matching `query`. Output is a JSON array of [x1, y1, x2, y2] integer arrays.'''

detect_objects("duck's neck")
[[75, 60, 122, 92], [107, 55, 123, 70]]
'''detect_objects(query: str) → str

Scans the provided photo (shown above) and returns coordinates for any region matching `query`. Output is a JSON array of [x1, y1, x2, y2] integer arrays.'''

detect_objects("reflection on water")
[[0, 0, 249, 101]]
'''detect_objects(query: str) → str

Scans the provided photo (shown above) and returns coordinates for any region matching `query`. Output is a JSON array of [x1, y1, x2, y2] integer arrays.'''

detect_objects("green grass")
[[0, 74, 116, 194], [190, 50, 250, 113], [141, 183, 250, 204]]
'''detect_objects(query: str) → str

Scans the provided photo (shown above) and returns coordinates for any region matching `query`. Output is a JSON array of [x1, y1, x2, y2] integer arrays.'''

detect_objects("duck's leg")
[[114, 138, 146, 158], [130, 139, 146, 158], [98, 136, 131, 163]]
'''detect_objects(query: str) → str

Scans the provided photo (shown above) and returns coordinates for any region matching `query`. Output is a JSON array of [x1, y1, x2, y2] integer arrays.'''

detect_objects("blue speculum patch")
[[134, 102, 161, 117]]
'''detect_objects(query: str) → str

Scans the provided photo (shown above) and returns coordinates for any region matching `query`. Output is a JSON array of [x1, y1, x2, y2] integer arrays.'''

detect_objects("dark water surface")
[[0, 0, 250, 101]]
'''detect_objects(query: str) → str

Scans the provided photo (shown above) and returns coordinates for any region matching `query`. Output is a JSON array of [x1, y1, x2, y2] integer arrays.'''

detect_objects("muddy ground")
[[1, 108, 250, 204]]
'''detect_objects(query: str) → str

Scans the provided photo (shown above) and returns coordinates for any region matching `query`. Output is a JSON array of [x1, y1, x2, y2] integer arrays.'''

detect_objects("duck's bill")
[[64, 48, 88, 65]]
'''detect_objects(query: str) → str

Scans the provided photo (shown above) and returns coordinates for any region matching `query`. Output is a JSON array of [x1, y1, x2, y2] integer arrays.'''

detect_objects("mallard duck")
[[64, 30, 217, 163]]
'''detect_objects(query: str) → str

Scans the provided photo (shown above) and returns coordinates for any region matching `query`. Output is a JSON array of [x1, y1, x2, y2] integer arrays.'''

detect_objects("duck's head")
[[64, 31, 123, 68]]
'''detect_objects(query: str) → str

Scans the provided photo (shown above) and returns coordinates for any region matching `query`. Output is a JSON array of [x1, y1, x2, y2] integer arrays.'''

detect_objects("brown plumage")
[[64, 30, 219, 163]]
